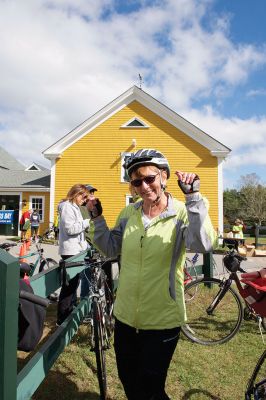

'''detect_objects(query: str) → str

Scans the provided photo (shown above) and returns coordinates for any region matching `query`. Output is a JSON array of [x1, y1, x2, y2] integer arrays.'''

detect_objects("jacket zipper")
[[135, 229, 145, 330]]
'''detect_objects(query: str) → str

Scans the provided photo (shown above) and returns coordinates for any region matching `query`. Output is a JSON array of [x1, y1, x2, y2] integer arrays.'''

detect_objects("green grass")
[[17, 304, 265, 400]]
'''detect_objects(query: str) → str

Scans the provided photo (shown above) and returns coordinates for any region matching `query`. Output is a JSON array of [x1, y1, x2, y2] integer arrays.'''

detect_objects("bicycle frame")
[[182, 246, 266, 345]]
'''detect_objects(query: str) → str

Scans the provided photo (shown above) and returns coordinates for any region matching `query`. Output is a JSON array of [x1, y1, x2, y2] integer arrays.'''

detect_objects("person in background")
[[54, 209, 60, 242], [232, 218, 245, 245], [87, 148, 217, 400], [19, 209, 32, 241], [30, 209, 40, 242], [79, 184, 98, 302], [56, 184, 90, 325], [232, 219, 244, 239]]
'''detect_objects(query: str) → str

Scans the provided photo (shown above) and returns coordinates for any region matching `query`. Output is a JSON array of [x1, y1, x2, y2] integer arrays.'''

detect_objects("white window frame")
[[29, 195, 45, 223], [121, 152, 132, 183], [126, 194, 134, 206]]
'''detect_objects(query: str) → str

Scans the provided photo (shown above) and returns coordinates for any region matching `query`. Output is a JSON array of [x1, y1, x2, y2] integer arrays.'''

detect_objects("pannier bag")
[[240, 278, 266, 318], [18, 279, 48, 352]]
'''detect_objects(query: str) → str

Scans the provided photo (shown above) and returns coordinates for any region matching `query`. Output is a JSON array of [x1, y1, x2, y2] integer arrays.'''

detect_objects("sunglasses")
[[130, 174, 158, 187]]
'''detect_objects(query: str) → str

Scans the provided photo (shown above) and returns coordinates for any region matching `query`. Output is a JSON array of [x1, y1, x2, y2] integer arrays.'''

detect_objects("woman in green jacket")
[[87, 149, 217, 400]]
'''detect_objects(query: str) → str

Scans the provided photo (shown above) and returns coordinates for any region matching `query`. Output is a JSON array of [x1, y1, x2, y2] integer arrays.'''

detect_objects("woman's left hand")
[[175, 171, 200, 194]]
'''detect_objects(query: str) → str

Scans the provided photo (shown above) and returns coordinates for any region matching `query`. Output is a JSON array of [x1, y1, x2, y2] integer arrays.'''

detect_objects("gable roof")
[[0, 170, 50, 191], [0, 146, 50, 191], [43, 86, 231, 160], [0, 146, 25, 170]]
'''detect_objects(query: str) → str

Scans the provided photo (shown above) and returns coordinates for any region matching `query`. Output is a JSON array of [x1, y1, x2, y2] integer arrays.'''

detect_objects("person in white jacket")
[[57, 183, 90, 325]]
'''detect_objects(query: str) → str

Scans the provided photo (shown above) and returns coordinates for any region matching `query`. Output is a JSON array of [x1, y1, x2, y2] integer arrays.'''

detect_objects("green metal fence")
[[0, 249, 214, 400], [0, 249, 89, 400]]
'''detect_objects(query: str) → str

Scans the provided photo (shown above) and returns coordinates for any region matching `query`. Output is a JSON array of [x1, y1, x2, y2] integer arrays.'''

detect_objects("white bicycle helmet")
[[124, 149, 170, 178]]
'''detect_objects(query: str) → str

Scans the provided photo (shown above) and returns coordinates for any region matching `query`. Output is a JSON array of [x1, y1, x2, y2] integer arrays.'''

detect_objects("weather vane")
[[138, 74, 143, 89]]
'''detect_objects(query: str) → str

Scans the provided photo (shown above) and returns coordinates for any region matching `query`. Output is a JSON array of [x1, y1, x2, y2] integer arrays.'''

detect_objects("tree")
[[223, 189, 242, 225], [238, 174, 266, 225]]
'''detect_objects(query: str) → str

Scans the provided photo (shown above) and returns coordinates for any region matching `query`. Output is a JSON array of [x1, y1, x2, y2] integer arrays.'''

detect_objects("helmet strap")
[[152, 172, 166, 205]]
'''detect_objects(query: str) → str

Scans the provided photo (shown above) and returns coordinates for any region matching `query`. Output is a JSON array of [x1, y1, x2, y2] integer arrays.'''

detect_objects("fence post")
[[255, 224, 260, 249], [203, 252, 213, 278], [0, 249, 19, 400]]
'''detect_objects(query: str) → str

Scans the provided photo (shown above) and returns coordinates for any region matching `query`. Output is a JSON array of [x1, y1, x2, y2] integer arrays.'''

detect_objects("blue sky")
[[0, 0, 266, 189]]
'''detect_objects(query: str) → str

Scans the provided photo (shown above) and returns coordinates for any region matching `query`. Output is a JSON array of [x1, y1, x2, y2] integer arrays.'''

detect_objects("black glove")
[[178, 175, 200, 194], [89, 199, 102, 219]]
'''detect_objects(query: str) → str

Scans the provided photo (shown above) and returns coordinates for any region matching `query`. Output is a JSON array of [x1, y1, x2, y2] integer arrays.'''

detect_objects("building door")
[[0, 195, 20, 236]]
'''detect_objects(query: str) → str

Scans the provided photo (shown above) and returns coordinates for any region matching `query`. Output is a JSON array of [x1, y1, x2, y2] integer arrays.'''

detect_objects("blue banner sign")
[[0, 210, 14, 224]]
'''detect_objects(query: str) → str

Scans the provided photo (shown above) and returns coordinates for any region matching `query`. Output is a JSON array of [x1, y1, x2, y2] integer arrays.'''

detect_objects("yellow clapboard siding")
[[54, 101, 219, 229]]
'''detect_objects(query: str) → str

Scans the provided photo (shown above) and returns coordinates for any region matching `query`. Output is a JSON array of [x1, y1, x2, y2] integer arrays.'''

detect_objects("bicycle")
[[181, 242, 266, 345], [184, 253, 199, 285], [0, 241, 57, 275], [63, 249, 117, 400], [184, 252, 220, 286], [15, 242, 57, 275], [246, 349, 266, 399]]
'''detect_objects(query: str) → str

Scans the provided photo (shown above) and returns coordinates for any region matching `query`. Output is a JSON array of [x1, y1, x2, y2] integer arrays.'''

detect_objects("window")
[[121, 117, 149, 129], [30, 196, 45, 222], [25, 163, 41, 171], [121, 152, 132, 183], [126, 194, 134, 205]]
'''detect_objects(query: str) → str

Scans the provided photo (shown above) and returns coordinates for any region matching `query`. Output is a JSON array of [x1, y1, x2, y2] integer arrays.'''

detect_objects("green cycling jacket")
[[89, 192, 217, 330]]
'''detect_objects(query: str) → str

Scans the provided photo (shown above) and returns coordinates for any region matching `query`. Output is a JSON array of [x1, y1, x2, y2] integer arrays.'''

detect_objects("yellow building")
[[43, 86, 230, 234]]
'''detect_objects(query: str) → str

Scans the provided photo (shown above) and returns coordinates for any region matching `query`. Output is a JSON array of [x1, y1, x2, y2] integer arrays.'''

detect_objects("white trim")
[[121, 116, 149, 128], [43, 86, 231, 158], [217, 157, 224, 236], [49, 159, 56, 224], [29, 195, 45, 223], [0, 187, 49, 192], [126, 194, 134, 205]]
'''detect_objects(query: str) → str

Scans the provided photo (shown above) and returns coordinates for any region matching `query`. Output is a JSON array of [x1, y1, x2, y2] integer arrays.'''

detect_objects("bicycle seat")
[[19, 262, 32, 276]]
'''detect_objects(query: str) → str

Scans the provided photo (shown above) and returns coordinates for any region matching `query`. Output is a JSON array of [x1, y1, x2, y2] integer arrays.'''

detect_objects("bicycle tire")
[[184, 258, 198, 302], [38, 258, 57, 273], [184, 258, 198, 283], [182, 277, 243, 345], [92, 299, 107, 400]]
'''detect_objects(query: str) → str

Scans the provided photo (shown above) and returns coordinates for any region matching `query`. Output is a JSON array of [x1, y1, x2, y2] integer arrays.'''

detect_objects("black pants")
[[57, 255, 80, 325], [114, 319, 180, 400]]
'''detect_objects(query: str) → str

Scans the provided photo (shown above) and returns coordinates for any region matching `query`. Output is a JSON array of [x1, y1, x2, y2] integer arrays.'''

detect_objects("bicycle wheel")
[[92, 299, 107, 400], [104, 279, 115, 337], [38, 258, 57, 273], [182, 277, 243, 345], [184, 258, 198, 283], [184, 258, 198, 302]]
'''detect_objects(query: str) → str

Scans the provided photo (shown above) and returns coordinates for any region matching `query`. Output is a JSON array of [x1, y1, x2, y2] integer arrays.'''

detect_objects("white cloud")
[[0, 0, 266, 177]]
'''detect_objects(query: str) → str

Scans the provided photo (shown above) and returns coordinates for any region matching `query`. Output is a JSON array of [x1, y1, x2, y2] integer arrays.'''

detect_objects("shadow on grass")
[[182, 388, 221, 399], [31, 369, 102, 400]]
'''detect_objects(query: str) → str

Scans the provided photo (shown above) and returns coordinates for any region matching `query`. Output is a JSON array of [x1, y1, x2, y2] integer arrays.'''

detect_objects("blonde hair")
[[66, 184, 88, 203], [131, 165, 167, 179]]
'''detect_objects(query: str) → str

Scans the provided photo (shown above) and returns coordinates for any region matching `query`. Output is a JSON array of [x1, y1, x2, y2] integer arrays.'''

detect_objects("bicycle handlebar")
[[19, 290, 50, 307], [223, 248, 247, 273]]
